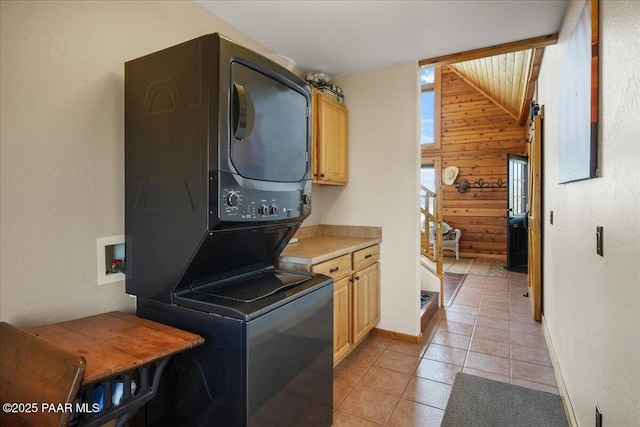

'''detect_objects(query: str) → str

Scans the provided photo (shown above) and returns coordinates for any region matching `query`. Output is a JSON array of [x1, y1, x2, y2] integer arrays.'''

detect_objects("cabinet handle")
[[354, 275, 360, 281], [364, 254, 372, 259], [330, 267, 339, 273], [320, 173, 325, 178]]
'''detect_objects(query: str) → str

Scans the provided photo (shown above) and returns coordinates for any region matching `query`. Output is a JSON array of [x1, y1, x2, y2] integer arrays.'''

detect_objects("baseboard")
[[371, 327, 423, 344], [541, 314, 578, 427]]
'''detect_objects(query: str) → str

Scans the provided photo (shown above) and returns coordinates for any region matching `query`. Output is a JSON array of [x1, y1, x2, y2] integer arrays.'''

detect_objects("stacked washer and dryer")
[[125, 33, 333, 427]]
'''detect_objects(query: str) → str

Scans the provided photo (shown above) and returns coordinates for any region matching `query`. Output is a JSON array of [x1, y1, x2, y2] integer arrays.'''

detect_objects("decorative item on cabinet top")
[[306, 71, 344, 103], [265, 54, 296, 72]]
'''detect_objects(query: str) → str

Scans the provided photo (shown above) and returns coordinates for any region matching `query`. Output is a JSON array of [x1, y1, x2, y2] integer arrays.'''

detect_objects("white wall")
[[312, 63, 422, 337], [537, 1, 640, 425], [0, 1, 272, 327], [0, 1, 423, 338]]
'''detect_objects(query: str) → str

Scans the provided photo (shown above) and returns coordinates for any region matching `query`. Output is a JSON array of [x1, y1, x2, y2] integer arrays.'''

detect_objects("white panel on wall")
[[96, 235, 125, 286]]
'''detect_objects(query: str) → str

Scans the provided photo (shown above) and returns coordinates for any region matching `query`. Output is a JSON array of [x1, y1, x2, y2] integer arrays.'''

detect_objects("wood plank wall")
[[422, 67, 527, 260]]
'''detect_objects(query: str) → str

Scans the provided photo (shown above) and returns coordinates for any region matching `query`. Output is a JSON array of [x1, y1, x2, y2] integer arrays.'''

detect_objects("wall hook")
[[456, 178, 506, 193]]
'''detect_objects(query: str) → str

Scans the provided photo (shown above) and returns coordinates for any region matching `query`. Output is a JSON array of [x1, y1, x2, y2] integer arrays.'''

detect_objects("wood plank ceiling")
[[447, 49, 536, 125], [419, 35, 557, 126], [449, 50, 531, 120]]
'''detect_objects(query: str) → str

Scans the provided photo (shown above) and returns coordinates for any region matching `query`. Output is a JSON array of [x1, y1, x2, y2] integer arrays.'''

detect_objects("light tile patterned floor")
[[332, 271, 558, 426]]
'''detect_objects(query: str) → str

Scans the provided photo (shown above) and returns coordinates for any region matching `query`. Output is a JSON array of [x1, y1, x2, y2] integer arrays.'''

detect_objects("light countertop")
[[279, 225, 381, 266]]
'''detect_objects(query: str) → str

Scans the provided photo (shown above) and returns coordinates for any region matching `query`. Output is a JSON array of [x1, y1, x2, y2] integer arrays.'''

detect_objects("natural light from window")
[[420, 165, 435, 215], [421, 67, 435, 145]]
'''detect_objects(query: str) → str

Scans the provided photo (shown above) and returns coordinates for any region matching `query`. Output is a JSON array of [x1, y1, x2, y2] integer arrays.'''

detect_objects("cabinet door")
[[352, 263, 380, 344], [316, 92, 348, 184], [333, 276, 352, 364], [311, 89, 319, 184]]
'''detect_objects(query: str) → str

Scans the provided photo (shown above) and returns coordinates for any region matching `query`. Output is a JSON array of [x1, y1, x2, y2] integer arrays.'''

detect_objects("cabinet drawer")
[[311, 254, 351, 280], [352, 244, 380, 271]]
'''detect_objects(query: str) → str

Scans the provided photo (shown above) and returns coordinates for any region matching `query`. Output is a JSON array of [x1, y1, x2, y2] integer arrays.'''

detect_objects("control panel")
[[213, 172, 311, 224]]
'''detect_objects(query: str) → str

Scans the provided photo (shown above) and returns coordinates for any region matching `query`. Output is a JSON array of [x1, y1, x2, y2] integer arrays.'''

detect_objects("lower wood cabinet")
[[278, 227, 383, 366], [333, 276, 352, 363], [311, 244, 380, 365], [279, 242, 380, 365], [352, 262, 380, 344]]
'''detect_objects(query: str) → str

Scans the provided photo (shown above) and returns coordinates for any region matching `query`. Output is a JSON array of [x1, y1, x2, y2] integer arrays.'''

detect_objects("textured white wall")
[[0, 1, 272, 326], [537, 1, 640, 425], [313, 63, 422, 337]]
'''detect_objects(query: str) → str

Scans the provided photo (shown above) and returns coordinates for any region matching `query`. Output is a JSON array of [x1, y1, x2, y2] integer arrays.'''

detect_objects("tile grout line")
[[363, 339, 441, 426], [443, 273, 559, 389], [462, 275, 485, 372], [381, 340, 421, 427], [333, 271, 560, 426], [508, 273, 514, 384]]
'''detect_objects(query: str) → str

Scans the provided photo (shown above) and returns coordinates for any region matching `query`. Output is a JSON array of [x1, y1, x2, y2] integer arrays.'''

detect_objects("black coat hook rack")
[[456, 178, 506, 193]]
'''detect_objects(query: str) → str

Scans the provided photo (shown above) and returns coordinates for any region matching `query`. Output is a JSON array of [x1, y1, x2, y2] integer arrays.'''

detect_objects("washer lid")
[[174, 270, 332, 321], [200, 271, 310, 303], [173, 222, 299, 294]]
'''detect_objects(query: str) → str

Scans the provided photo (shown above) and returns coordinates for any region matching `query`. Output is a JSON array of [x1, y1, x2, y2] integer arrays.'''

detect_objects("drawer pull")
[[330, 267, 339, 273], [364, 254, 372, 259]]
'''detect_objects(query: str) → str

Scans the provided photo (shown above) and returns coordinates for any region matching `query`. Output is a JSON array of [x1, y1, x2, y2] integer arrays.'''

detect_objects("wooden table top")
[[28, 311, 204, 385]]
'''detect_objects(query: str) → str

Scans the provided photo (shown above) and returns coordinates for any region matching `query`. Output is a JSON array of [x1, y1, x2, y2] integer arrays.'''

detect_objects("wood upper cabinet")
[[312, 89, 348, 185]]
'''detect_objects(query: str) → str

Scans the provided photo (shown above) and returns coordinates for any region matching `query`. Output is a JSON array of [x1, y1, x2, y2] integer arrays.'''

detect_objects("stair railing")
[[420, 185, 442, 263]]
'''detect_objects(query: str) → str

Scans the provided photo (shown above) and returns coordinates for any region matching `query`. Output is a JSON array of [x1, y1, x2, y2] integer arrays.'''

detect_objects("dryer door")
[[229, 61, 309, 183]]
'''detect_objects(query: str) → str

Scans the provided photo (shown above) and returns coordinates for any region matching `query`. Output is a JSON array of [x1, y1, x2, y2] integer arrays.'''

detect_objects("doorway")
[[419, 39, 549, 323], [506, 154, 529, 272], [419, 159, 443, 303]]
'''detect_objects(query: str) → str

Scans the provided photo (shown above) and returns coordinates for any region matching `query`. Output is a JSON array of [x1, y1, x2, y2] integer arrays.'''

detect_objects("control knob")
[[269, 204, 279, 215], [302, 193, 311, 205], [226, 191, 240, 207], [258, 205, 270, 215]]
